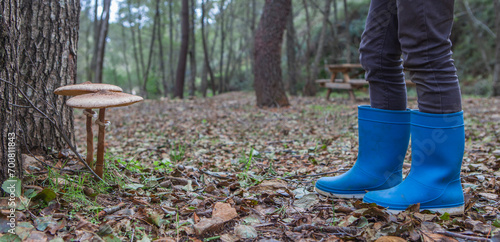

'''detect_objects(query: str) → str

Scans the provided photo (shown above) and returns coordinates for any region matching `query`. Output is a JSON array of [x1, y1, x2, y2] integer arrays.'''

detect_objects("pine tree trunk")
[[1, 0, 79, 185], [304, 0, 332, 96], [286, 3, 298, 96], [254, 0, 291, 108], [188, 0, 197, 97], [174, 0, 189, 98], [493, 0, 500, 96]]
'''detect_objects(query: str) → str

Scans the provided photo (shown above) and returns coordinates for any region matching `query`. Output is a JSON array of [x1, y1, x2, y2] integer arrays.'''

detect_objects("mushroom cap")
[[54, 81, 123, 96], [66, 90, 143, 109]]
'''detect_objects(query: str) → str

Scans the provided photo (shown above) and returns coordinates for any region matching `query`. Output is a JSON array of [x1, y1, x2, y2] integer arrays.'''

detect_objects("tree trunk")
[[120, 24, 134, 93], [92, 0, 111, 83], [168, 0, 175, 97], [201, 0, 216, 96], [141, 7, 158, 99], [156, 1, 168, 97], [304, 0, 332, 96], [1, 0, 78, 185], [218, 0, 226, 94], [174, 0, 190, 98], [188, 0, 197, 97], [343, 0, 351, 63], [127, 0, 143, 90], [254, 0, 291, 108], [493, 0, 500, 96], [286, 3, 298, 95], [302, 0, 312, 89]]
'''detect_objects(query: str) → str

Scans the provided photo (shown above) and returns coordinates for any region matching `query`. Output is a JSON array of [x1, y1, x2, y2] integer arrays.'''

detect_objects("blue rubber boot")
[[363, 110, 465, 215], [315, 105, 410, 198]]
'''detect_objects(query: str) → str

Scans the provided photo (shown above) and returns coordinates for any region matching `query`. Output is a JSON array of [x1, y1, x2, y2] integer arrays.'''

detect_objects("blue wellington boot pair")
[[315, 105, 465, 215]]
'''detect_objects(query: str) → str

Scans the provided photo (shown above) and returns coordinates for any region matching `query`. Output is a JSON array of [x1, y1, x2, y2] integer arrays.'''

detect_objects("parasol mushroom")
[[54, 82, 123, 168], [66, 90, 143, 178]]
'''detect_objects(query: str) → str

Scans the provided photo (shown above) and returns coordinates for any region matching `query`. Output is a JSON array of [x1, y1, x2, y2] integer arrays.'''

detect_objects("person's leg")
[[359, 0, 407, 110], [397, 0, 462, 113], [363, 0, 465, 214], [315, 0, 410, 198]]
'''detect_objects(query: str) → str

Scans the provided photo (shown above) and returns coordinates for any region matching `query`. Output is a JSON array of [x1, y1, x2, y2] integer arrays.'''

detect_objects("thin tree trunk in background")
[[188, 0, 197, 97], [121, 24, 134, 93], [218, 0, 226, 94], [128, 1, 143, 89], [224, 2, 235, 90], [1, 0, 78, 185], [83, 4, 93, 82], [201, 0, 216, 96], [462, 0, 493, 74], [286, 3, 298, 95], [93, 0, 111, 83], [249, 0, 257, 81], [493, 0, 500, 96], [302, 0, 312, 88], [304, 0, 332, 96], [174, 0, 190, 98], [254, 0, 291, 108], [168, 0, 175, 97], [157, 0, 168, 97], [141, 5, 159, 98], [343, 0, 351, 63], [137, 13, 146, 78]]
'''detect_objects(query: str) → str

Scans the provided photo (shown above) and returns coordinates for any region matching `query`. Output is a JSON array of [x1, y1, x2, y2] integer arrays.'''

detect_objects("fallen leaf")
[[234, 225, 258, 239], [212, 202, 238, 222]]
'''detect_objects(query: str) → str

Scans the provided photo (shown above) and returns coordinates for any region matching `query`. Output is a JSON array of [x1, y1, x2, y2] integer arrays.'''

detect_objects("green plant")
[[170, 144, 186, 163]]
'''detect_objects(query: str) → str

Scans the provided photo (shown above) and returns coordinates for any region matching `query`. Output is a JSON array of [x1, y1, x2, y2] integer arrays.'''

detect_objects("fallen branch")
[[283, 169, 348, 179], [436, 231, 491, 242], [292, 224, 359, 235]]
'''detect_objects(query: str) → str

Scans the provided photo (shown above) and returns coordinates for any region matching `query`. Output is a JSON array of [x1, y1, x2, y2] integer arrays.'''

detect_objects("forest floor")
[[2, 92, 500, 241]]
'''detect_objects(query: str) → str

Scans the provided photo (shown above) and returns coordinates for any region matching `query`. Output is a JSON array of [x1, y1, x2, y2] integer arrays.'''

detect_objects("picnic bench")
[[316, 63, 415, 101]]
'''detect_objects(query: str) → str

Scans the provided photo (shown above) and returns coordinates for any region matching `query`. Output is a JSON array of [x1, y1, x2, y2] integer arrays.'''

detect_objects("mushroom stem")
[[95, 108, 106, 178], [84, 109, 95, 169]]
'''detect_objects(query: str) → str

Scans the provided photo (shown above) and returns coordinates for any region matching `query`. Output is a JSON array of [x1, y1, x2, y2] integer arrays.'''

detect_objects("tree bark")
[[188, 0, 197, 97], [120, 24, 134, 93], [254, 0, 291, 108], [127, 0, 144, 90], [174, 0, 190, 98], [1, 0, 78, 185], [201, 0, 216, 97], [286, 3, 298, 95], [156, 1, 168, 97], [304, 0, 332, 96], [141, 3, 159, 98], [493, 0, 500, 96], [343, 0, 351, 63], [168, 0, 175, 97], [92, 0, 111, 83], [218, 0, 226, 94]]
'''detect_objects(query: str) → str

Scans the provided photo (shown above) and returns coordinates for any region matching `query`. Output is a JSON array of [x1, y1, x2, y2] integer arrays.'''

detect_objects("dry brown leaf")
[[374, 236, 406, 242], [212, 202, 238, 222], [421, 231, 458, 242], [193, 217, 225, 235]]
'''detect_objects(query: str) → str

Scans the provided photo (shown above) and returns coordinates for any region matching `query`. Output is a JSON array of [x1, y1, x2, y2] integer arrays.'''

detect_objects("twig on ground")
[[293, 224, 359, 235], [435, 231, 491, 242], [283, 169, 348, 179]]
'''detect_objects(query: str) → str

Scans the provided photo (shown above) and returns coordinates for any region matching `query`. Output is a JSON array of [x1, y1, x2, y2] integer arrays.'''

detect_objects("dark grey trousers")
[[359, 0, 462, 114]]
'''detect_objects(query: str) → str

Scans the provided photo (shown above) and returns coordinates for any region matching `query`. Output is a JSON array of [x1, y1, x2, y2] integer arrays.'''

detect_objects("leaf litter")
[[1, 93, 499, 241]]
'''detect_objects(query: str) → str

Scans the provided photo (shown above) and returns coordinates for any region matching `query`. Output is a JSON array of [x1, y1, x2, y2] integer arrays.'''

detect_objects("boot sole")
[[386, 205, 464, 216], [315, 187, 365, 199]]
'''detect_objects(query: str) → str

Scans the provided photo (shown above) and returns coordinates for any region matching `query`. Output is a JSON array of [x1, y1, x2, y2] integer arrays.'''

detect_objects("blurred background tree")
[[77, 0, 500, 99]]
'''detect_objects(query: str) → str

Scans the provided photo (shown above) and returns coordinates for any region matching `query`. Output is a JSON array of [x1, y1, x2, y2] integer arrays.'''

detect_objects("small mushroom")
[[66, 91, 143, 178], [54, 82, 123, 168]]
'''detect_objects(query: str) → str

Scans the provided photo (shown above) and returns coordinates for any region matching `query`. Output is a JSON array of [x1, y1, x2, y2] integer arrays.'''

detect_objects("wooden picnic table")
[[316, 63, 415, 101]]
